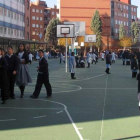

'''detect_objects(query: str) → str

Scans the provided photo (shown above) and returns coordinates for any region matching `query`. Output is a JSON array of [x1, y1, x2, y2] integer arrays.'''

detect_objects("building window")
[[132, 7, 133, 11], [32, 31, 35, 35], [124, 13, 125, 17], [124, 5, 125, 9], [15, 13, 17, 19], [127, 14, 128, 18], [32, 16, 35, 20], [40, 25, 43, 28], [17, 30, 19, 36], [36, 31, 39, 35], [40, 10, 43, 13], [0, 7, 3, 15], [124, 22, 125, 26], [132, 15, 134, 19], [32, 9, 35, 12], [36, 24, 39, 28], [0, 26, 3, 33], [36, 9, 39, 13], [4, 28, 7, 34], [36, 17, 39, 20], [116, 29, 118, 33], [4, 9, 7, 16], [14, 29, 16, 36], [32, 24, 35, 27], [40, 17, 43, 20], [8, 28, 11, 35], [27, 0, 29, 10], [11, 29, 13, 35], [52, 12, 54, 15], [8, 10, 10, 17], [116, 20, 117, 24], [127, 22, 128, 26]]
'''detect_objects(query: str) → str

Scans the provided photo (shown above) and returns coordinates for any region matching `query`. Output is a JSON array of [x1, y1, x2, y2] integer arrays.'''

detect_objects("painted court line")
[[33, 115, 46, 119], [78, 128, 83, 130], [26, 98, 84, 140], [56, 111, 63, 114], [100, 75, 108, 140], [83, 88, 137, 90], [0, 119, 16, 122], [0, 107, 62, 110]]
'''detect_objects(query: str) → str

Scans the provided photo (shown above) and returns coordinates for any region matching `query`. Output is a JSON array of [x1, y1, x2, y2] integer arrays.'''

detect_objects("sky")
[[31, 0, 140, 17]]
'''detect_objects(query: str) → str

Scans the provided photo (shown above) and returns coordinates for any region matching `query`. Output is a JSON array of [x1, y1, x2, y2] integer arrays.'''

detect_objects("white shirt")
[[7, 54, 13, 58], [0, 55, 2, 58]]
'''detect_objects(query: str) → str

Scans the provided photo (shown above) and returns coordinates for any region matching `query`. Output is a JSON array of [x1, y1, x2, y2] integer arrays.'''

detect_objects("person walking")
[[87, 51, 91, 68], [122, 51, 126, 65], [5, 46, 19, 99], [131, 55, 138, 78], [101, 51, 105, 61], [16, 44, 32, 98], [91, 52, 97, 64], [29, 52, 33, 64], [30, 50, 52, 99], [105, 51, 111, 74], [0, 48, 9, 104], [112, 51, 116, 63], [69, 52, 76, 79], [60, 52, 65, 64]]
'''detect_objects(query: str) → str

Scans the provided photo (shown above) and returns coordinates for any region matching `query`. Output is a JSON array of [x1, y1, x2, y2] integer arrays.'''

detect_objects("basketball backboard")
[[56, 24, 75, 38], [64, 22, 85, 37], [85, 35, 96, 42]]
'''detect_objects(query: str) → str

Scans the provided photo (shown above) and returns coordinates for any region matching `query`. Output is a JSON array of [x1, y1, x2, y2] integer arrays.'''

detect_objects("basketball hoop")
[[61, 33, 68, 38]]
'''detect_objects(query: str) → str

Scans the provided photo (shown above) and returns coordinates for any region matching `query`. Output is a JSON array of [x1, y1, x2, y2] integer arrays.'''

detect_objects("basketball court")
[[0, 58, 140, 140]]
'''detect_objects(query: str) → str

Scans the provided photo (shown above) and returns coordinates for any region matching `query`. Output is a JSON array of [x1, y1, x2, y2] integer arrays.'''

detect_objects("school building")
[[58, 0, 137, 51]]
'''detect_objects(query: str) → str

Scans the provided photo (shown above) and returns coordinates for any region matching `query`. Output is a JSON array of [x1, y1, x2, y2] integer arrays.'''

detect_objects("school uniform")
[[87, 53, 91, 68], [69, 56, 76, 79], [5, 54, 19, 98], [31, 57, 52, 98], [122, 52, 126, 65], [126, 51, 130, 65], [0, 56, 9, 103], [105, 54, 111, 74], [91, 53, 97, 64], [60, 53, 65, 64], [131, 58, 138, 78], [112, 52, 116, 63], [101, 53, 105, 61], [16, 51, 32, 97], [29, 53, 33, 64]]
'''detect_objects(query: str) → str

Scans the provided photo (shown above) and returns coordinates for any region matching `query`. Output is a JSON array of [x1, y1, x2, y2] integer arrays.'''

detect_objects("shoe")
[[71, 77, 76, 79], [30, 95, 38, 99], [10, 96, 16, 99], [2, 100, 6, 104], [20, 95, 24, 98], [46, 96, 51, 98]]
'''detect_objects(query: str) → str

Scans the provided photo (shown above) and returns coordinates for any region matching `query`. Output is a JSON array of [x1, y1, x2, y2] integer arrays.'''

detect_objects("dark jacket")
[[5, 54, 19, 72], [38, 57, 48, 75], [137, 73, 140, 93], [131, 59, 138, 70], [0, 57, 8, 73], [16, 51, 29, 64], [106, 54, 111, 64]]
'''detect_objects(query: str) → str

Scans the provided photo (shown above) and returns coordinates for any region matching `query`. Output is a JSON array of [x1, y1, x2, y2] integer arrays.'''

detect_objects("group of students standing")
[[0, 44, 52, 104]]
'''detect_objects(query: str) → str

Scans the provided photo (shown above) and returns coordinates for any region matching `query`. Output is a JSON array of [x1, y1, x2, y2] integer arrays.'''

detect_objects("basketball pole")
[[65, 37, 68, 73]]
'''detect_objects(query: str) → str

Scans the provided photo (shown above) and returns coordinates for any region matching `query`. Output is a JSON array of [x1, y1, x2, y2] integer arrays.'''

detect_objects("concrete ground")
[[0, 58, 140, 140]]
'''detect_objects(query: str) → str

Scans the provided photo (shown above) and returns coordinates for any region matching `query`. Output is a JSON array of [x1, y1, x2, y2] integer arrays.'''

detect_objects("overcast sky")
[[31, 0, 140, 17]]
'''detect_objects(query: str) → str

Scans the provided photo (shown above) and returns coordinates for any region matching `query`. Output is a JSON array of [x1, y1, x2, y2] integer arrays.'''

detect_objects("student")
[[137, 72, 140, 110], [30, 50, 52, 98], [79, 53, 85, 68], [0, 48, 9, 104], [16, 44, 32, 98], [60, 52, 65, 64], [5, 46, 19, 99], [105, 51, 111, 74], [69, 52, 76, 79], [29, 52, 33, 64], [87, 51, 91, 68], [131, 55, 138, 78], [91, 52, 97, 64], [122, 51, 126, 65], [112, 51, 116, 63], [101, 51, 105, 61]]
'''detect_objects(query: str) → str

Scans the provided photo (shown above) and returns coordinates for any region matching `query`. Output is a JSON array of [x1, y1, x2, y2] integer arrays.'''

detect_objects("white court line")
[[0, 119, 16, 122], [100, 75, 108, 140], [21, 98, 84, 140], [78, 128, 83, 130], [82, 88, 137, 90], [56, 111, 63, 114], [33, 115, 46, 119], [0, 107, 62, 110]]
